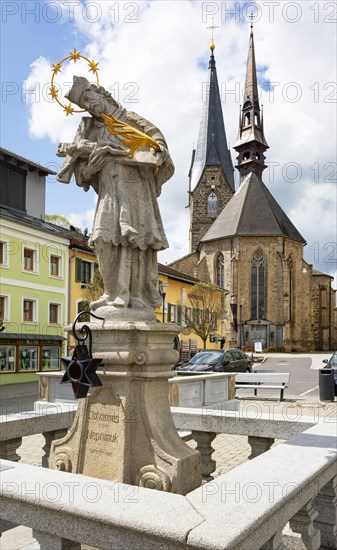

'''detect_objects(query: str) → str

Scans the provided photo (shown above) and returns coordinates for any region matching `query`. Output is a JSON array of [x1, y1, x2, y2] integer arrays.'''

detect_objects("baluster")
[[33, 530, 80, 550], [248, 436, 274, 459], [314, 476, 337, 549], [192, 431, 216, 481], [289, 499, 320, 550], [262, 529, 288, 549], [42, 429, 67, 468], [0, 438, 22, 462]]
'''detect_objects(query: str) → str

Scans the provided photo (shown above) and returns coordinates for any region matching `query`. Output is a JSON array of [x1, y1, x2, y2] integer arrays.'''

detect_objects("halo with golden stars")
[[49, 49, 100, 116]]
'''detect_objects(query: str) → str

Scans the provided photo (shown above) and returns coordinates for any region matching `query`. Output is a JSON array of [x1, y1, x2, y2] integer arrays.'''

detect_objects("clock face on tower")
[[206, 173, 219, 185]]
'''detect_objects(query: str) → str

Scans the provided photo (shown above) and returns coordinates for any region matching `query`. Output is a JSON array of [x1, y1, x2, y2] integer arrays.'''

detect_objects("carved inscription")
[[80, 387, 125, 480]]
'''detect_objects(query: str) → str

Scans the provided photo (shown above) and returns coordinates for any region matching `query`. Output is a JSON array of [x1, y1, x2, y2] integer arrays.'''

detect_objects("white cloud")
[[26, 0, 337, 280], [67, 208, 95, 232]]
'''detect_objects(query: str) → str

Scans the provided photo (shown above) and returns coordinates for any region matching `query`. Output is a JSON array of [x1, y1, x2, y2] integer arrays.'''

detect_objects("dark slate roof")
[[0, 147, 56, 176], [0, 207, 93, 252], [190, 50, 235, 192], [158, 263, 199, 284], [312, 269, 333, 279], [0, 207, 70, 239], [201, 172, 306, 243], [0, 333, 65, 341]]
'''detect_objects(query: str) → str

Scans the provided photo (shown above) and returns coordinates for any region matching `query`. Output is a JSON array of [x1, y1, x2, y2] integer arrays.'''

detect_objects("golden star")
[[52, 62, 62, 75], [88, 60, 99, 74], [69, 49, 81, 63], [63, 103, 75, 116], [48, 85, 59, 99]]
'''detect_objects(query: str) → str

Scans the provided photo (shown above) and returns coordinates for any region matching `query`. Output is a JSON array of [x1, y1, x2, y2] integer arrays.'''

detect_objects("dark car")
[[175, 348, 252, 373]]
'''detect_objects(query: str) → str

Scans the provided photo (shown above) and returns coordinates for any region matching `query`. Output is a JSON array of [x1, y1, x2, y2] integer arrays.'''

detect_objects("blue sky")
[[1, 0, 336, 282]]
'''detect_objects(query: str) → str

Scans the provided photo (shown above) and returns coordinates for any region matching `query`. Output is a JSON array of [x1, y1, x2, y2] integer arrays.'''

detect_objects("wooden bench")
[[235, 372, 290, 401]]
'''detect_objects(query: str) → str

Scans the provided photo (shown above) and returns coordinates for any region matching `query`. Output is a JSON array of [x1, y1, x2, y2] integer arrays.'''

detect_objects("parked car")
[[174, 348, 253, 373]]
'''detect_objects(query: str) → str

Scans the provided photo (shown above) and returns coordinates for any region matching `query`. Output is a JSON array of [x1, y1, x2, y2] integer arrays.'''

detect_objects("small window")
[[208, 192, 218, 216], [0, 242, 7, 266], [50, 255, 60, 277], [75, 258, 93, 284], [0, 346, 15, 372], [0, 296, 7, 321], [41, 347, 60, 370], [216, 253, 225, 289], [49, 303, 60, 324], [169, 304, 176, 322], [19, 347, 38, 371], [24, 248, 35, 271], [23, 299, 35, 322], [243, 152, 250, 161]]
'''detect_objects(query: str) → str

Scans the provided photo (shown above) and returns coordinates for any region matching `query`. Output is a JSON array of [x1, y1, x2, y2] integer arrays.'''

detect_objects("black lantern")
[[60, 311, 103, 399]]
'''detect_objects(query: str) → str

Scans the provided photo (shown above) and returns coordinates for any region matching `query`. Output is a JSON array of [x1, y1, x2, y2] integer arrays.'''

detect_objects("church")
[[170, 26, 337, 352]]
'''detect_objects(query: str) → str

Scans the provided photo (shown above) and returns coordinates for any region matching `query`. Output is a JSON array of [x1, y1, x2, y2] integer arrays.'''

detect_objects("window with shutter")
[[0, 160, 26, 212], [75, 258, 82, 282]]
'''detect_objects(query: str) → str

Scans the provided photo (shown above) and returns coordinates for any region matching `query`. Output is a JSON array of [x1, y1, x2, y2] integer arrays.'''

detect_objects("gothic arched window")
[[251, 250, 266, 320], [208, 192, 218, 217], [216, 253, 225, 289]]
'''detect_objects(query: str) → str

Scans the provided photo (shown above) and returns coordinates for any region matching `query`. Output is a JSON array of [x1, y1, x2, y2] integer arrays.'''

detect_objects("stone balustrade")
[[171, 406, 316, 479], [1, 421, 336, 550], [0, 403, 317, 480], [0, 403, 76, 465]]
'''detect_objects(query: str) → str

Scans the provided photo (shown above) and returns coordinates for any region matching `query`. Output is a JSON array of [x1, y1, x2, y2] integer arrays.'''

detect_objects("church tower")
[[170, 24, 337, 352], [188, 40, 235, 252], [234, 23, 269, 183]]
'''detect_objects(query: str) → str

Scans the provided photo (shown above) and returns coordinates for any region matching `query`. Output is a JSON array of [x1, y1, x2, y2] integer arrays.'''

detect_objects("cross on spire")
[[207, 17, 219, 52], [249, 12, 256, 30]]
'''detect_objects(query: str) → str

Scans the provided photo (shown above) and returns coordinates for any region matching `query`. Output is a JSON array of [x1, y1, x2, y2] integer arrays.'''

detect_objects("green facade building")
[[0, 148, 70, 403]]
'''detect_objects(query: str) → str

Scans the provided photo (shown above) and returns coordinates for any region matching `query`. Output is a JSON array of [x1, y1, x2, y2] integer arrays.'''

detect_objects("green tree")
[[186, 282, 225, 349], [45, 214, 71, 228], [81, 268, 104, 312]]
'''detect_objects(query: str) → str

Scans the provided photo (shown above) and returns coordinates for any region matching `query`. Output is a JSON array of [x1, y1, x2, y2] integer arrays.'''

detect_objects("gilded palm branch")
[[101, 113, 161, 157]]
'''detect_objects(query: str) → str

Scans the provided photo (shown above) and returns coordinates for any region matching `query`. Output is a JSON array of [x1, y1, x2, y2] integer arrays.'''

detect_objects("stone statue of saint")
[[57, 76, 174, 320]]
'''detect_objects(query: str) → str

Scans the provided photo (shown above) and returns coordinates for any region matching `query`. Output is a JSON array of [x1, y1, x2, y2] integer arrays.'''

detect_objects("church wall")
[[311, 273, 337, 351], [171, 233, 336, 351], [197, 235, 328, 351], [169, 252, 200, 280]]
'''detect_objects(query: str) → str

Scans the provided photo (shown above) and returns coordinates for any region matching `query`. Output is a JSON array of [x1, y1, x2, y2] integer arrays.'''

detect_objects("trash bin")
[[319, 369, 334, 401]]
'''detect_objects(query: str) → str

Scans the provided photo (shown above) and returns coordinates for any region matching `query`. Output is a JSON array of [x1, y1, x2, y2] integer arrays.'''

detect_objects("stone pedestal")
[[49, 322, 201, 495]]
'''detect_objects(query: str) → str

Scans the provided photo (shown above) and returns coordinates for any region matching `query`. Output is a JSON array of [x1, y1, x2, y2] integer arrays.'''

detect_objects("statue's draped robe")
[[60, 107, 174, 311]]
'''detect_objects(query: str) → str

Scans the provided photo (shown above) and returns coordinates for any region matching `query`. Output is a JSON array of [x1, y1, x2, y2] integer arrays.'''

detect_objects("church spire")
[[189, 42, 235, 193], [188, 40, 235, 252], [234, 23, 269, 183], [244, 22, 259, 114]]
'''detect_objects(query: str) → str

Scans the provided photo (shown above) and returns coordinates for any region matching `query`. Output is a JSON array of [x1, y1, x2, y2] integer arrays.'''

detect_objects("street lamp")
[[159, 282, 170, 323]]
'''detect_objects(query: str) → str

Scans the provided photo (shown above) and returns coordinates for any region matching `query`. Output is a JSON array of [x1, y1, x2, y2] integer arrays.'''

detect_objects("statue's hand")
[[94, 145, 130, 157], [82, 156, 106, 179]]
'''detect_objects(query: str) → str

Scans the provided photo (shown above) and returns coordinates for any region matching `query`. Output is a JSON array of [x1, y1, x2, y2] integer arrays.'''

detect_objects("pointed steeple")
[[244, 25, 259, 114], [234, 25, 269, 183], [189, 43, 235, 193]]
